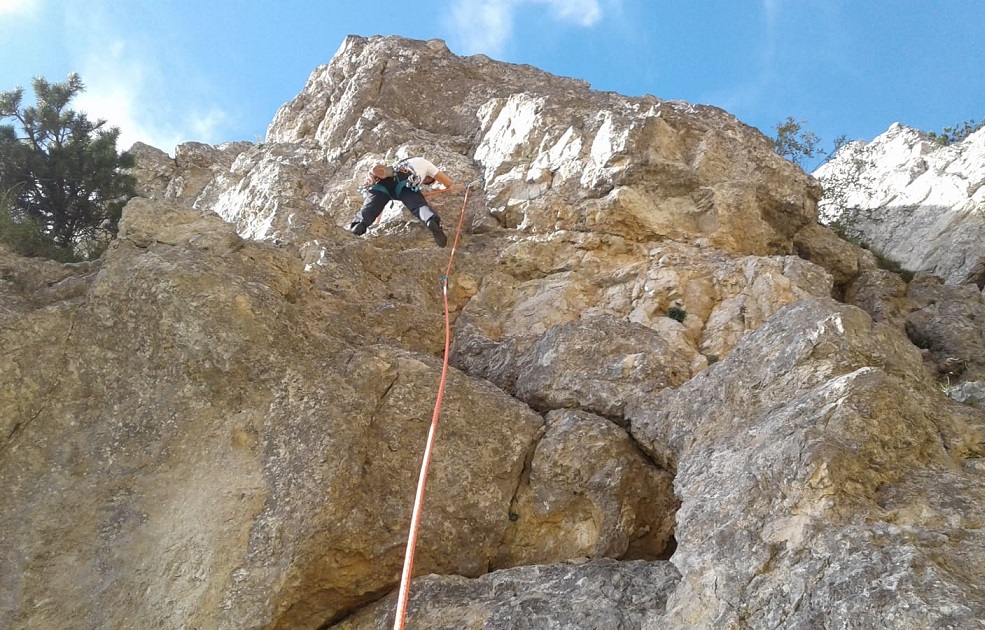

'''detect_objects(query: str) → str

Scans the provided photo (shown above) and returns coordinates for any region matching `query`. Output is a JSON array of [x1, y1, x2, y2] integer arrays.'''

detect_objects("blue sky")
[[2, 0, 982, 169]]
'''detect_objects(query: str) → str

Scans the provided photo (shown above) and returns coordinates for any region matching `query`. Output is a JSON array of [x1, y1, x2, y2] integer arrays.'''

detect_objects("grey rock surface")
[[630, 297, 985, 628], [334, 559, 680, 630]]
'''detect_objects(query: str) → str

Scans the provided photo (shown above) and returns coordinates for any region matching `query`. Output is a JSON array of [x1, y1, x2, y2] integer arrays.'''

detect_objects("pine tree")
[[0, 73, 136, 259]]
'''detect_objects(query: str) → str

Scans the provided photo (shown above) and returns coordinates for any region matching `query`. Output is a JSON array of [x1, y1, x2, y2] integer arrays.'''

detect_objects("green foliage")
[[0, 186, 78, 261], [815, 137, 877, 229], [826, 216, 914, 283], [0, 73, 136, 259], [926, 118, 984, 146], [830, 134, 850, 154], [825, 213, 856, 240], [773, 116, 820, 168], [870, 248, 915, 283], [667, 306, 687, 323]]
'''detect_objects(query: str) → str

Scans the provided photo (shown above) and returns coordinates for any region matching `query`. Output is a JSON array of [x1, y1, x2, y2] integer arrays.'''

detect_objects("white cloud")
[[74, 77, 182, 155], [0, 0, 40, 15], [761, 0, 781, 62], [762, 0, 780, 27], [62, 6, 229, 155], [450, 0, 605, 56], [188, 107, 230, 145], [75, 70, 230, 155], [542, 0, 602, 27], [450, 2, 515, 55], [71, 45, 178, 154]]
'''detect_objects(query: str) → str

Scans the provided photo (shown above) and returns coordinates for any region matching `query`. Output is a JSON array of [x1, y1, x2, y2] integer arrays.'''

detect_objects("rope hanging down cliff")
[[393, 180, 479, 630]]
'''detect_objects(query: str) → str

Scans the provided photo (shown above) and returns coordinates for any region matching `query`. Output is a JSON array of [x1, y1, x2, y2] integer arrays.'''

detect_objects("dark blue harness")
[[369, 165, 418, 199]]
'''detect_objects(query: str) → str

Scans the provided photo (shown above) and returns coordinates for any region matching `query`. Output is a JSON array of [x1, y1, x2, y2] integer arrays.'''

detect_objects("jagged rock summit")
[[815, 121, 985, 287], [3, 34, 985, 629]]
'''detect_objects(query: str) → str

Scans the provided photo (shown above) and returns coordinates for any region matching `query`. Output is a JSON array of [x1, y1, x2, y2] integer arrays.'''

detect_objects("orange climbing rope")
[[393, 182, 475, 630]]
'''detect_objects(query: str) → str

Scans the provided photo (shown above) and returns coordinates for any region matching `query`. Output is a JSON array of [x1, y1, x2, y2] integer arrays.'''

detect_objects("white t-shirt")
[[396, 157, 440, 188]]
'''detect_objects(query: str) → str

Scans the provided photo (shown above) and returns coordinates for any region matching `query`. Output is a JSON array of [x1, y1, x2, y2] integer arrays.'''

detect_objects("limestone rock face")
[[128, 140, 254, 207], [512, 316, 692, 418], [451, 236, 833, 403], [127, 141, 177, 197], [630, 298, 985, 628], [815, 122, 985, 286], [4, 33, 985, 630], [335, 559, 681, 629], [792, 222, 876, 293], [0, 200, 546, 629], [493, 409, 677, 568], [844, 268, 910, 328], [254, 35, 821, 255], [842, 268, 985, 397], [904, 273, 985, 382], [0, 245, 100, 316]]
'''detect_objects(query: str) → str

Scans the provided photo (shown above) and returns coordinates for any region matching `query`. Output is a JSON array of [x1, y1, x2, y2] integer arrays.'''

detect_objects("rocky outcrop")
[[451, 236, 834, 398], [630, 297, 985, 628], [812, 121, 985, 407], [128, 140, 254, 206], [336, 559, 681, 629], [4, 34, 985, 630], [841, 266, 985, 398], [815, 122, 985, 287], [494, 409, 677, 568], [211, 35, 823, 257], [1, 201, 547, 629]]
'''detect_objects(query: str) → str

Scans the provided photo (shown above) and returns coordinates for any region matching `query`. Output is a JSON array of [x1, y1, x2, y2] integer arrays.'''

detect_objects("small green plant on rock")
[[869, 248, 915, 282], [826, 213, 915, 282], [667, 306, 687, 323], [926, 119, 984, 146]]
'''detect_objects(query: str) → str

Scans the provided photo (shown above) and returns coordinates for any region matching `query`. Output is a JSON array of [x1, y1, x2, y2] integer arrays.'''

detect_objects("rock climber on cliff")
[[348, 157, 453, 247]]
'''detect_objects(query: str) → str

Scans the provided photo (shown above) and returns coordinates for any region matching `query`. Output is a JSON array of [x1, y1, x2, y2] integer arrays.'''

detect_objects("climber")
[[348, 157, 453, 247]]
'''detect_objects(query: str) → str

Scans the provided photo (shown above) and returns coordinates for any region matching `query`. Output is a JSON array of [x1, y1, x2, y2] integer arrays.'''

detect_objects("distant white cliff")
[[814, 122, 985, 287]]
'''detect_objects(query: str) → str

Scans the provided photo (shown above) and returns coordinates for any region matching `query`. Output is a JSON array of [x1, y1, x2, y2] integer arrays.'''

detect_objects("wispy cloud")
[[71, 42, 227, 155], [543, 0, 602, 27], [761, 0, 781, 28], [760, 0, 781, 66], [0, 0, 40, 15], [449, 0, 605, 56], [450, 2, 515, 55], [63, 4, 229, 155]]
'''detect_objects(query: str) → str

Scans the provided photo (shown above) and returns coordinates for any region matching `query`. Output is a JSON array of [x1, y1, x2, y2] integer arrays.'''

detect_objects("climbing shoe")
[[426, 218, 447, 248], [349, 222, 368, 236]]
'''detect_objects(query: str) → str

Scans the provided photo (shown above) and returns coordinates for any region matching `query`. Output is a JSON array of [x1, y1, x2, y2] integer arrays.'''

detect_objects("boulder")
[[493, 409, 678, 568], [630, 298, 985, 627]]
